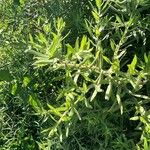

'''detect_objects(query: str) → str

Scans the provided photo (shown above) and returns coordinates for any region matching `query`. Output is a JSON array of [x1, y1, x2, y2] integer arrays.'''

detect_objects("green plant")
[[26, 0, 150, 149], [1, 0, 150, 149]]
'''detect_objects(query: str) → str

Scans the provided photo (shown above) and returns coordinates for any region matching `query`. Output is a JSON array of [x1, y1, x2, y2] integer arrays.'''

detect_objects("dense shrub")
[[0, 0, 150, 149]]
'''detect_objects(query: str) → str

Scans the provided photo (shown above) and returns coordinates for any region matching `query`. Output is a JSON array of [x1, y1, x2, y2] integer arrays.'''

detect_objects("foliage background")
[[0, 0, 150, 149]]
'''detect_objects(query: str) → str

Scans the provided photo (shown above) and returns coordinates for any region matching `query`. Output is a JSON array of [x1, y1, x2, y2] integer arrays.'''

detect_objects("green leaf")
[[33, 57, 58, 67], [85, 20, 93, 37], [90, 89, 97, 101], [101, 0, 110, 11], [144, 138, 149, 150], [56, 18, 65, 33], [65, 123, 71, 137], [26, 49, 49, 58], [29, 33, 34, 43], [96, 0, 102, 9], [11, 82, 17, 95], [105, 81, 112, 100], [95, 84, 102, 92], [80, 36, 88, 51], [83, 82, 88, 93], [37, 32, 48, 45], [29, 95, 43, 114], [128, 16, 134, 26], [131, 55, 137, 67], [58, 127, 63, 142], [116, 15, 123, 25], [84, 98, 92, 108], [73, 108, 81, 120], [128, 55, 137, 75], [49, 33, 62, 58], [144, 53, 150, 73], [95, 27, 101, 37], [103, 55, 112, 64], [130, 116, 139, 121], [23, 77, 30, 87], [112, 59, 120, 72], [66, 44, 74, 58], [29, 95, 38, 109], [144, 53, 148, 63], [47, 104, 62, 117], [116, 88, 123, 114], [92, 9, 99, 21], [74, 72, 80, 84], [75, 37, 79, 52], [43, 23, 51, 34], [19, 0, 26, 5], [110, 39, 116, 51]]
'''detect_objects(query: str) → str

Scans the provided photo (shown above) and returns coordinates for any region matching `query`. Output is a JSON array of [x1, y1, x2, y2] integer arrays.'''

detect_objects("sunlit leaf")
[[96, 0, 102, 9], [11, 82, 17, 95], [128, 55, 137, 75], [90, 89, 97, 101], [105, 81, 112, 100], [23, 76, 30, 87]]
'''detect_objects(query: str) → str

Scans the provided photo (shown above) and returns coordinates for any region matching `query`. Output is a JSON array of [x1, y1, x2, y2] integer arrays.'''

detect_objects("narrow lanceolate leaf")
[[130, 116, 139, 121], [23, 76, 30, 87], [116, 15, 123, 25], [110, 39, 116, 51], [144, 138, 150, 150], [92, 9, 99, 21], [29, 33, 34, 43], [144, 53, 148, 63], [58, 127, 63, 142], [96, 0, 102, 9], [101, 0, 110, 11], [130, 55, 137, 68], [112, 59, 120, 72], [49, 33, 62, 58], [34, 58, 58, 67], [73, 108, 81, 120], [74, 71, 80, 84], [95, 84, 102, 92], [80, 35, 87, 51], [83, 82, 88, 93], [103, 55, 112, 64], [37, 32, 48, 45], [144, 53, 150, 73], [65, 123, 71, 137], [29, 95, 43, 113], [85, 20, 93, 37], [26, 49, 49, 58], [66, 44, 74, 58], [75, 37, 79, 52], [90, 89, 98, 101], [11, 82, 17, 95], [105, 81, 112, 100], [127, 55, 137, 75], [84, 98, 92, 108], [47, 104, 62, 117], [57, 18, 65, 32], [116, 88, 123, 114]]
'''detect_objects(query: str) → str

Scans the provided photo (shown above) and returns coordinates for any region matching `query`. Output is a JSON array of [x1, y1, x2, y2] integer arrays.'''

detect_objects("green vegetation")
[[0, 0, 150, 149]]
